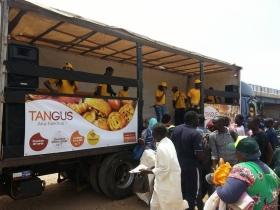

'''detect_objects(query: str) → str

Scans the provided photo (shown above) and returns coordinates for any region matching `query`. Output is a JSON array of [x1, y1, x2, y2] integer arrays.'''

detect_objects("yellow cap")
[[160, 81, 167, 87], [63, 62, 73, 69], [194, 79, 202, 84]]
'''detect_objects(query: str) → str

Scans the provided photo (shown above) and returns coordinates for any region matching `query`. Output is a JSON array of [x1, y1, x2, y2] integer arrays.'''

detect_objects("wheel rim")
[[114, 162, 134, 189]]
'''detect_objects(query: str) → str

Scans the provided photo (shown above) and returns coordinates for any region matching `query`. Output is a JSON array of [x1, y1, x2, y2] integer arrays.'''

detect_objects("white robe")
[[151, 137, 188, 210], [136, 149, 156, 205]]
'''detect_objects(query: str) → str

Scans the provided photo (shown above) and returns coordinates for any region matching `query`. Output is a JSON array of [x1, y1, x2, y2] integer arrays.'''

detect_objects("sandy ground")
[[0, 174, 148, 210]]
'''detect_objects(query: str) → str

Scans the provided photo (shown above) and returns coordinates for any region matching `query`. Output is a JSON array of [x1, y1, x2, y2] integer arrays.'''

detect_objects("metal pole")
[[136, 43, 143, 135], [0, 0, 8, 160], [199, 62, 205, 114]]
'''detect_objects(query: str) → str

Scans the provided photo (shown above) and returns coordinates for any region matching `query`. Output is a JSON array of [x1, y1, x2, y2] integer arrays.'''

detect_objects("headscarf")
[[148, 118, 158, 129]]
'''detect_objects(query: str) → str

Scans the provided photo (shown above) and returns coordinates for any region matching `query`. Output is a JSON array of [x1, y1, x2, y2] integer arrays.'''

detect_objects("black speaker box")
[[225, 85, 239, 104], [2, 103, 25, 158], [7, 44, 39, 89]]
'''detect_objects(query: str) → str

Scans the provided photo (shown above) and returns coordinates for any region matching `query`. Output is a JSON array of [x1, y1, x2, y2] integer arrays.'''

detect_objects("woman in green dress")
[[216, 137, 280, 210]]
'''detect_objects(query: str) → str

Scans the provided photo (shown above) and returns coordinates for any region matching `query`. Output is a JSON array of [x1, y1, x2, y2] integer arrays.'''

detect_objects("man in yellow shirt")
[[172, 86, 186, 125], [206, 87, 218, 104], [44, 62, 78, 94], [118, 86, 129, 97], [154, 81, 168, 122], [187, 79, 201, 111], [95, 66, 116, 97]]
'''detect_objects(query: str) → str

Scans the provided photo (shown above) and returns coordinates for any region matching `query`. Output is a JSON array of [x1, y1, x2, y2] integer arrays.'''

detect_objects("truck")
[[0, 0, 242, 199]]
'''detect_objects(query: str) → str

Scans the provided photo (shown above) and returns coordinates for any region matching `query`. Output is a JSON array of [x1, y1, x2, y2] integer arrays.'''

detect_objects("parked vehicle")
[[0, 0, 241, 199]]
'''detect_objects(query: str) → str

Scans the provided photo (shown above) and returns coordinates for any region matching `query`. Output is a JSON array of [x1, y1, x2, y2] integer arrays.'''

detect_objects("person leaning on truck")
[[154, 81, 168, 122], [171, 86, 186, 126], [44, 62, 78, 94], [187, 79, 201, 111], [95, 66, 116, 97]]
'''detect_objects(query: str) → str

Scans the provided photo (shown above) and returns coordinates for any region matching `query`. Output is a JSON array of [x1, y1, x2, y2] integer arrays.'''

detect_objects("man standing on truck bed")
[[172, 86, 186, 125], [95, 66, 116, 97], [44, 62, 78, 94], [187, 79, 201, 112], [154, 81, 168, 122]]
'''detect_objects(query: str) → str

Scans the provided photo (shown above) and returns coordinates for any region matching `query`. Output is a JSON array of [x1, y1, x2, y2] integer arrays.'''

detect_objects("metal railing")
[[249, 84, 280, 99]]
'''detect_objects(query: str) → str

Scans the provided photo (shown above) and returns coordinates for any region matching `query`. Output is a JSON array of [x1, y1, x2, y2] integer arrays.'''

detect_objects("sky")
[[32, 0, 280, 89]]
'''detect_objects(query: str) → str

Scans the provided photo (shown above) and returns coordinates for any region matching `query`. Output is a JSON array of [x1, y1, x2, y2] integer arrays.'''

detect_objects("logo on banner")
[[29, 133, 48, 151]]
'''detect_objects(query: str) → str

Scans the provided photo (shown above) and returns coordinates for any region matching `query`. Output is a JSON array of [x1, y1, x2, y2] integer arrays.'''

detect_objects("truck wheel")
[[89, 163, 102, 194], [98, 151, 136, 199]]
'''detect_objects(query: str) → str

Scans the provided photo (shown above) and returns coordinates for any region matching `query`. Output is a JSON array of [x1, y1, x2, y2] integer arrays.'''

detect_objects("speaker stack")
[[225, 85, 239, 104], [3, 44, 39, 158]]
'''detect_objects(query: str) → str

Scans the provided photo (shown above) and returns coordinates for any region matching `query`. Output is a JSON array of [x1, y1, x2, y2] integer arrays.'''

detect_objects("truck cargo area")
[[0, 0, 241, 199]]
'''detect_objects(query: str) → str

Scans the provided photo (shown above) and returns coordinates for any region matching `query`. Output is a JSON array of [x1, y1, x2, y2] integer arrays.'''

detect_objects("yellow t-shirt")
[[173, 91, 186, 109], [155, 89, 166, 105], [49, 79, 77, 94], [207, 95, 216, 104], [99, 84, 110, 96], [187, 88, 200, 106], [118, 90, 129, 97]]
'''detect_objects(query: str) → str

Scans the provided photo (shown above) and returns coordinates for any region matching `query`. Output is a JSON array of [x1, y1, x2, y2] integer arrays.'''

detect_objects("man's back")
[[266, 128, 279, 150], [253, 131, 269, 162], [209, 130, 237, 165], [171, 124, 203, 169]]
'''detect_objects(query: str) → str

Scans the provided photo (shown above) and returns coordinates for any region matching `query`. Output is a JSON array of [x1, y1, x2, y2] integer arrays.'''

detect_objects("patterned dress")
[[228, 162, 280, 210]]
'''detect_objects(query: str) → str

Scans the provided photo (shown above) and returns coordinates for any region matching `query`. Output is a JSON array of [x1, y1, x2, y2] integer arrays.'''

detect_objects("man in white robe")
[[141, 124, 188, 210]]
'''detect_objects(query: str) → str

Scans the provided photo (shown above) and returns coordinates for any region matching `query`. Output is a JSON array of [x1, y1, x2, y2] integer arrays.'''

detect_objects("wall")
[[263, 104, 280, 119], [38, 47, 186, 119]]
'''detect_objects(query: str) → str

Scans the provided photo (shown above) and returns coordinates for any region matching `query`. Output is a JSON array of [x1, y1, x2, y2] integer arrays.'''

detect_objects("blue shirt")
[[266, 128, 279, 150], [171, 124, 203, 169]]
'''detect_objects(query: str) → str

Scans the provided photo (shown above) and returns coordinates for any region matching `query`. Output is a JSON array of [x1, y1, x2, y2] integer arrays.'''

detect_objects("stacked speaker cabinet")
[[225, 85, 239, 104], [3, 44, 39, 158], [7, 44, 39, 89]]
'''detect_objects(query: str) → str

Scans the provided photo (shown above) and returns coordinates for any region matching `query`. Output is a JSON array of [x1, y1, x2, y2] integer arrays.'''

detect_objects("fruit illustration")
[[119, 103, 134, 123], [87, 130, 100, 145], [67, 103, 88, 114], [107, 112, 127, 131], [108, 99, 121, 110], [84, 98, 112, 117], [83, 111, 96, 123]]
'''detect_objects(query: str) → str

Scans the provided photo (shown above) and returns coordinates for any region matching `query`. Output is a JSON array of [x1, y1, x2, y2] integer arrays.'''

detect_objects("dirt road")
[[0, 174, 148, 210]]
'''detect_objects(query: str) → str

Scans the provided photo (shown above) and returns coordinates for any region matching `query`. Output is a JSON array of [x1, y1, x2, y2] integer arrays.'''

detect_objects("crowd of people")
[[45, 63, 280, 209], [154, 80, 204, 125], [135, 112, 280, 210]]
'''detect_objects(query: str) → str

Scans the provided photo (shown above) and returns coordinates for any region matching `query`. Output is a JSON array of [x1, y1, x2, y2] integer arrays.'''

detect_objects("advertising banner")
[[24, 95, 138, 156], [204, 103, 240, 125]]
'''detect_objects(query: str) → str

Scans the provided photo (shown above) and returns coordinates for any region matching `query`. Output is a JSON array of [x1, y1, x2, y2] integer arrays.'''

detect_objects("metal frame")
[[5, 61, 138, 87], [81, 37, 122, 55], [30, 21, 64, 44], [199, 62, 204, 113], [0, 144, 135, 170], [8, 9, 25, 33], [0, 0, 9, 161], [0, 0, 243, 169], [7, 0, 241, 73], [136, 43, 143, 134], [61, 30, 98, 51]]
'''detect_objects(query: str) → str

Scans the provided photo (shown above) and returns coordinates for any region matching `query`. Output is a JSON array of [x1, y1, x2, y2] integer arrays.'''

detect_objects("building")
[[249, 84, 280, 119]]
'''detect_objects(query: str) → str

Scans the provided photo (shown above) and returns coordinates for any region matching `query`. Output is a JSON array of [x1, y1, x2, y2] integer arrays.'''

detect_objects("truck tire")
[[89, 163, 102, 194], [98, 151, 136, 199]]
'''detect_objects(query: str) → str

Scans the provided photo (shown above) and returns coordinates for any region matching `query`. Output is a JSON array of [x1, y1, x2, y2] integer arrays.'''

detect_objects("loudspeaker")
[[2, 103, 25, 158], [7, 44, 39, 89], [225, 85, 239, 104]]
